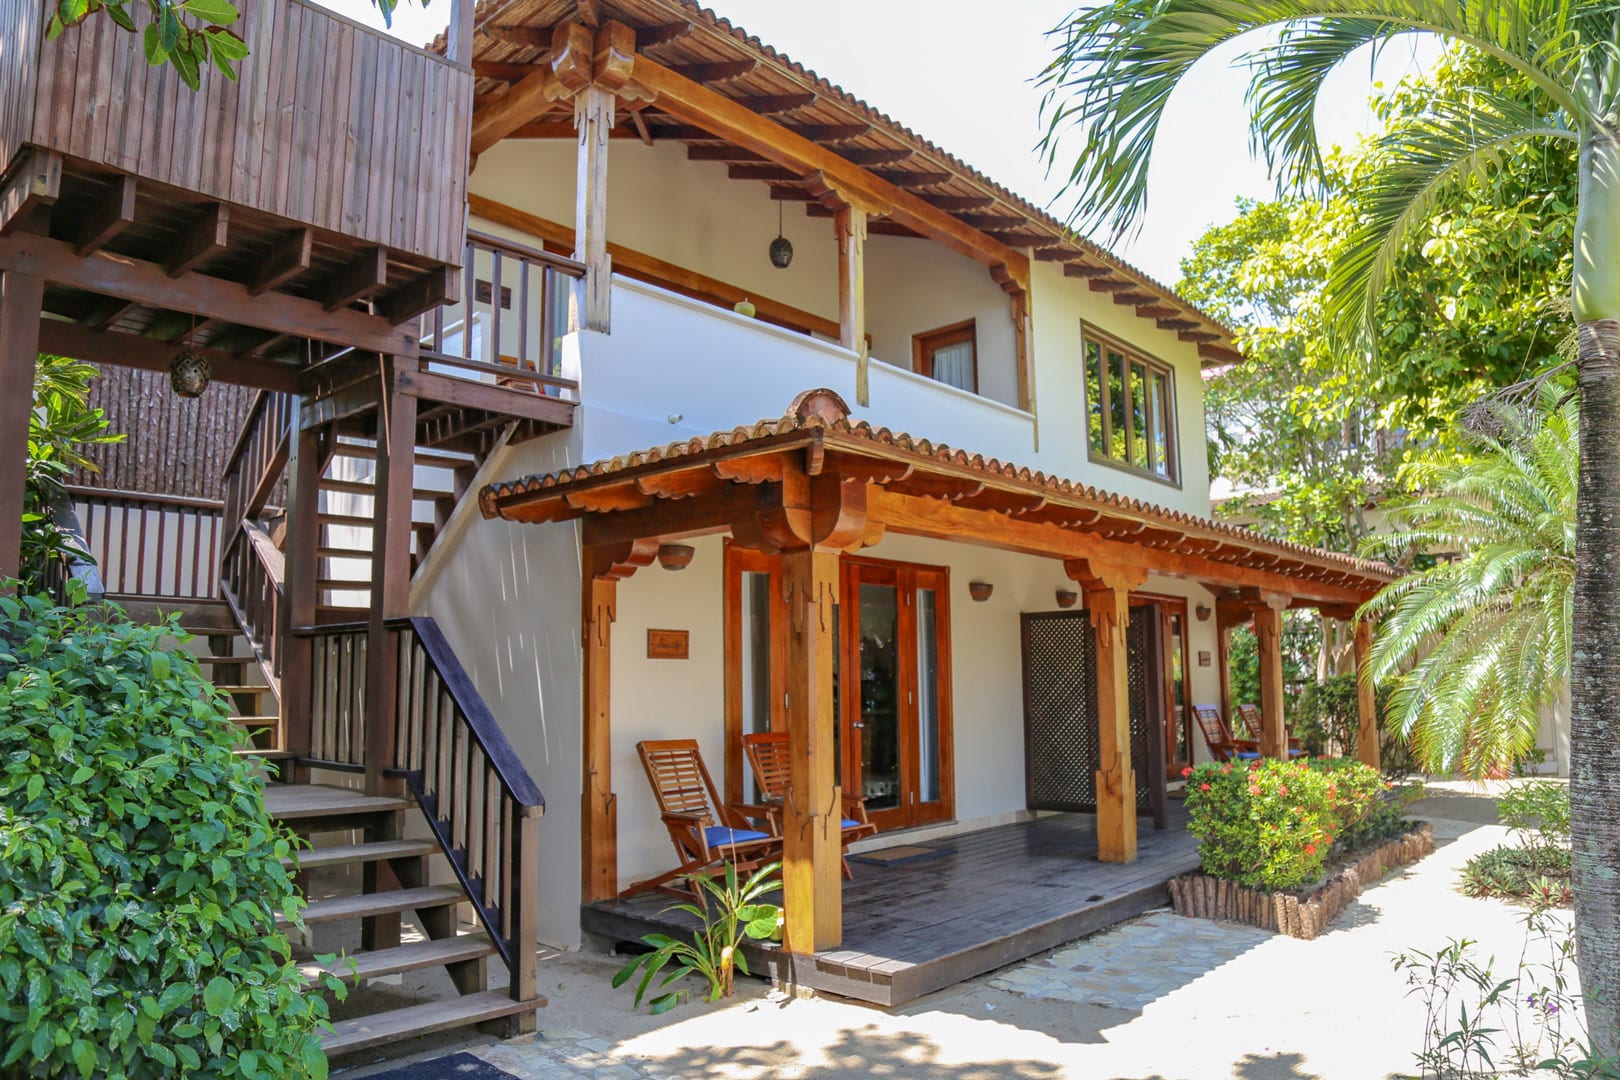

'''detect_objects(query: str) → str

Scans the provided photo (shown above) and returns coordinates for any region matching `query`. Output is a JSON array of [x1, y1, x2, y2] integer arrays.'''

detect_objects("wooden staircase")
[[196, 370, 562, 1057]]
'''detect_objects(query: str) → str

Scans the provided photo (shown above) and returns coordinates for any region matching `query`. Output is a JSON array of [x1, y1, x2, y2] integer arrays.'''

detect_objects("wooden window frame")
[[912, 318, 978, 394], [1081, 321, 1181, 487]]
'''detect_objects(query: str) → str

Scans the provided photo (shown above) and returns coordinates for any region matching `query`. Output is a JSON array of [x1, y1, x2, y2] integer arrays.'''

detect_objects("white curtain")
[[931, 340, 974, 391]]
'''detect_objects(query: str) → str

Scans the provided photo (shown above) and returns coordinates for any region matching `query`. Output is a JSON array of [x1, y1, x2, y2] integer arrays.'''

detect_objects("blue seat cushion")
[[1235, 751, 1261, 760], [840, 818, 863, 830], [704, 825, 771, 848]]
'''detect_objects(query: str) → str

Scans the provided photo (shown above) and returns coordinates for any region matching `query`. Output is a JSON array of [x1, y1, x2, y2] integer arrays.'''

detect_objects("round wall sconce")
[[968, 581, 994, 603], [1055, 589, 1078, 609], [657, 543, 694, 571], [1195, 604, 1213, 622]]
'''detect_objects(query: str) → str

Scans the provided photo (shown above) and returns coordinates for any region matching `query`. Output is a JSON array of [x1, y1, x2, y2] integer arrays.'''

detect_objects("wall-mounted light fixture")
[[1195, 603, 1213, 622], [1055, 589, 1078, 609], [657, 544, 695, 571], [768, 199, 793, 269], [968, 581, 993, 603]]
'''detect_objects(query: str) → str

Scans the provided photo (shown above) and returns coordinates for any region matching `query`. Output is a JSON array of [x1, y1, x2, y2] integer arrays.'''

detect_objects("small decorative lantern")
[[657, 543, 695, 571], [768, 200, 793, 269], [968, 581, 993, 603], [1195, 603, 1213, 622], [168, 345, 211, 399], [1055, 588, 1078, 609]]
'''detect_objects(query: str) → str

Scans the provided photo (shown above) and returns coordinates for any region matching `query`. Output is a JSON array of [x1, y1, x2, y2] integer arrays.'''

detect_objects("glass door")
[[841, 559, 952, 831]]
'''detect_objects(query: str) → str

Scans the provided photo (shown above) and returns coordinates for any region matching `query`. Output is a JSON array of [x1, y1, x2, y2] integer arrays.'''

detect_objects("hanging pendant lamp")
[[769, 199, 793, 269]]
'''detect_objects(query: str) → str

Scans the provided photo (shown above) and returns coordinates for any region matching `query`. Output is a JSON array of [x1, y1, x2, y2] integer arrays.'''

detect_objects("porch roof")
[[441, 0, 1242, 366], [479, 389, 1397, 607]]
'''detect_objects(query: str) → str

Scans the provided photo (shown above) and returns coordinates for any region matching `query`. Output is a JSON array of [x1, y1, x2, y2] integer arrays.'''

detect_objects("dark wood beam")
[[1065, 261, 1111, 278], [38, 317, 302, 392], [838, 148, 914, 166], [729, 165, 800, 182], [1088, 278, 1136, 293], [668, 60, 757, 84], [769, 186, 817, 201], [687, 145, 766, 162], [471, 24, 579, 156], [473, 59, 545, 82], [167, 202, 229, 277], [73, 175, 136, 256], [959, 213, 1028, 231], [322, 247, 389, 312], [658, 122, 872, 143], [922, 194, 995, 213], [509, 120, 637, 139], [870, 169, 951, 189], [80, 296, 138, 332], [484, 24, 551, 49], [637, 21, 693, 49], [0, 230, 415, 356], [0, 150, 61, 236], [378, 265, 458, 326], [733, 93, 817, 115], [249, 228, 313, 296]]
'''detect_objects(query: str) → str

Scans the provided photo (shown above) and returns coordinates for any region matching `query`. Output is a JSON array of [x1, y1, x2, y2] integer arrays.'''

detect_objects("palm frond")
[[1324, 90, 1575, 339]]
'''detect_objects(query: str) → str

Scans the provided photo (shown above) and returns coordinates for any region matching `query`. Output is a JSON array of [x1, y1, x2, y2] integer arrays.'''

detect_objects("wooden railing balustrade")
[[221, 391, 295, 544], [218, 520, 286, 707], [393, 616, 542, 1005], [419, 231, 584, 399], [301, 622, 370, 770], [64, 486, 218, 600]]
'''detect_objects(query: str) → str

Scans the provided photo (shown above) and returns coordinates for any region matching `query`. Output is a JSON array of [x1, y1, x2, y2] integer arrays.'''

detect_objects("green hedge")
[[0, 590, 338, 1078], [1183, 757, 1390, 891]]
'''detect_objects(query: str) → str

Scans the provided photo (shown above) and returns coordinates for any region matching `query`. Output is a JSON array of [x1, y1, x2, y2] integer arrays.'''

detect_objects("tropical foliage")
[[21, 355, 122, 592], [1361, 389, 1574, 777], [612, 861, 782, 1014], [0, 590, 341, 1078], [1039, 1, 1620, 1048]]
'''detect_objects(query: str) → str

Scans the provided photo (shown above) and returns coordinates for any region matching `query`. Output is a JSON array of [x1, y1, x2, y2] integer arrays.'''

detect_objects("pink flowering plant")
[[1183, 758, 1342, 891]]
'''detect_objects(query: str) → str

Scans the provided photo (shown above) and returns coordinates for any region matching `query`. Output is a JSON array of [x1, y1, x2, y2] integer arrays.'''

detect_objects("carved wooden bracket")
[[1063, 556, 1149, 596], [586, 537, 659, 580]]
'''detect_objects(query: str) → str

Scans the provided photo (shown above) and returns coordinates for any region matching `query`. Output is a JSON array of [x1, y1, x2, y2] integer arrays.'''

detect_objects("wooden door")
[[840, 558, 953, 832]]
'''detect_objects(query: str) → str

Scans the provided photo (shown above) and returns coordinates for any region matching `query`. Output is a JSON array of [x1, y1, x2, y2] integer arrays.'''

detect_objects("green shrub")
[[1459, 782, 1573, 905], [1294, 675, 1360, 757], [0, 589, 339, 1078], [1304, 756, 1400, 850], [1498, 780, 1570, 871]]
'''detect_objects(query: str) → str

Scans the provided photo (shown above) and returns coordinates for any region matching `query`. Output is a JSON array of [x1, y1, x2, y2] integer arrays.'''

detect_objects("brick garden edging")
[[1167, 822, 1436, 940]]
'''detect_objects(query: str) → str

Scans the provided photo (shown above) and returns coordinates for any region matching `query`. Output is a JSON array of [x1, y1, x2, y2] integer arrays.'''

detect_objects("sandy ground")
[[336, 781, 1575, 1080]]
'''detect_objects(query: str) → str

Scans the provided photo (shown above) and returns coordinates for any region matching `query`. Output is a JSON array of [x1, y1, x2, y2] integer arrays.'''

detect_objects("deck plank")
[[583, 808, 1198, 1007]]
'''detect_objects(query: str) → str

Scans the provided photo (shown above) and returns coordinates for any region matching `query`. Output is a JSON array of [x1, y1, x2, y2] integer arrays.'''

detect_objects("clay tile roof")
[[480, 388, 1398, 589]]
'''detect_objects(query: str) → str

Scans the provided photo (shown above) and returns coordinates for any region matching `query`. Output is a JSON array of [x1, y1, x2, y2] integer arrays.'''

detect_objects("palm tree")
[[1361, 389, 1574, 777], [1037, 0, 1620, 1049]]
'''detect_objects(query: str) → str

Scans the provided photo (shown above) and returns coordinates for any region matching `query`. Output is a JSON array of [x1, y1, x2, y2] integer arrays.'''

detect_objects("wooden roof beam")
[[923, 193, 996, 212], [37, 317, 301, 393], [1064, 261, 1110, 278], [687, 145, 767, 162], [960, 213, 1029, 231], [1179, 328, 1221, 343], [484, 24, 551, 49], [1112, 290, 1158, 307], [1157, 316, 1199, 332], [73, 175, 136, 256], [733, 93, 817, 115], [322, 247, 388, 313], [509, 120, 636, 139], [839, 148, 914, 166], [637, 22, 694, 49], [473, 60, 549, 82], [470, 23, 584, 156], [669, 60, 756, 84], [167, 202, 229, 278], [248, 228, 313, 296], [870, 169, 952, 189], [1088, 278, 1136, 294], [729, 165, 801, 182], [628, 55, 1028, 284], [0, 149, 61, 236]]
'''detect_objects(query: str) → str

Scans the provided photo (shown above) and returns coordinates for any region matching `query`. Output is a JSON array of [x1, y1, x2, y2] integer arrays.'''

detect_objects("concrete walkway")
[[340, 787, 1575, 1080]]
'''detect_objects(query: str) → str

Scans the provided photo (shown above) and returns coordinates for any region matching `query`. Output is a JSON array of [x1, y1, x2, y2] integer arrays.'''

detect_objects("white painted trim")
[[408, 424, 516, 611], [870, 354, 1036, 422]]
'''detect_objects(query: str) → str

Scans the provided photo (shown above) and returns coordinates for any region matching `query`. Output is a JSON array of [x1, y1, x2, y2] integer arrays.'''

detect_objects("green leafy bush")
[[1294, 675, 1360, 757], [1459, 781, 1573, 905], [1184, 759, 1338, 891], [22, 355, 122, 592], [0, 589, 338, 1078], [1497, 780, 1570, 869]]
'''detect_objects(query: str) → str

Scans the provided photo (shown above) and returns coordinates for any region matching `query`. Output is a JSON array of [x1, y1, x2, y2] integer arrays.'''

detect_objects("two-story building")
[[0, 0, 1397, 1047]]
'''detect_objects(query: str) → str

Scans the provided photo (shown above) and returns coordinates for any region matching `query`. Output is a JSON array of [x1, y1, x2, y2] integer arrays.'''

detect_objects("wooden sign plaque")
[[1197, 650, 1212, 667], [647, 629, 689, 660]]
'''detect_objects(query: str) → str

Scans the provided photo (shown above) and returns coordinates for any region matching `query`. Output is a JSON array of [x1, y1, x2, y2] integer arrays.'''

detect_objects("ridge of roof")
[[480, 390, 1396, 583]]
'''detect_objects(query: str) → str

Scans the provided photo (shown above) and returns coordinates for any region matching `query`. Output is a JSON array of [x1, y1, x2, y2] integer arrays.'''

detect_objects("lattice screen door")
[[1021, 605, 1169, 828]]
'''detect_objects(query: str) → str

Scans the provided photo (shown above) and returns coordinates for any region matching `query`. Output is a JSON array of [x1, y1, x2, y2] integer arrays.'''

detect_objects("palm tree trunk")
[[1574, 318, 1620, 1057], [1572, 122, 1620, 1057]]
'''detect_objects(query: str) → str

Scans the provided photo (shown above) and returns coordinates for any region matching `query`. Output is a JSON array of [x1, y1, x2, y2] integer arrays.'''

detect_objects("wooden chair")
[[1193, 704, 1260, 764], [742, 731, 877, 879], [623, 739, 782, 899], [1236, 703, 1307, 758]]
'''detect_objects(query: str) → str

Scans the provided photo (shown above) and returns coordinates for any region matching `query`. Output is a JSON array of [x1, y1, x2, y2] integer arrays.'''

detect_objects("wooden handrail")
[[467, 228, 585, 278], [68, 486, 224, 600], [218, 518, 286, 707], [65, 485, 225, 512], [417, 349, 580, 392]]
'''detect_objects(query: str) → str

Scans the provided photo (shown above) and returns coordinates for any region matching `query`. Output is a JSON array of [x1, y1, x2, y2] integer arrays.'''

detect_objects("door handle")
[[851, 722, 865, 730]]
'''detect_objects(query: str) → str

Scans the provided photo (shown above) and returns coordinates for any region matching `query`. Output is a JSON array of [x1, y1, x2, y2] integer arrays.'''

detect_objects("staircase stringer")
[[409, 422, 517, 609]]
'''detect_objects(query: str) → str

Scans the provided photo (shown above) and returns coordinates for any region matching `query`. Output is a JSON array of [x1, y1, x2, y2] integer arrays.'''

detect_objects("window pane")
[[1086, 340, 1105, 455], [931, 340, 974, 392], [916, 588, 941, 803], [1152, 371, 1171, 476], [1129, 361, 1148, 467], [1107, 350, 1127, 462], [858, 583, 901, 812], [740, 571, 773, 803]]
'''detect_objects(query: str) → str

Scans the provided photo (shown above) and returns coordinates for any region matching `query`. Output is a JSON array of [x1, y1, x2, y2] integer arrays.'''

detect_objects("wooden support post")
[[280, 423, 322, 773], [446, 0, 476, 66], [1010, 285, 1036, 445], [0, 271, 43, 582], [582, 571, 618, 902], [782, 545, 842, 953], [574, 85, 614, 331], [1217, 622, 1234, 733], [1066, 557, 1148, 864], [1250, 591, 1292, 761], [835, 205, 868, 405], [1353, 618, 1381, 770]]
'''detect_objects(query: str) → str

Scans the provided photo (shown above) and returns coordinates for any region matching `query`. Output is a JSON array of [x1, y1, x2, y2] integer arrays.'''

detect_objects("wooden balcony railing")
[[303, 623, 370, 770], [221, 390, 294, 543], [219, 520, 286, 706], [1, 0, 472, 265], [65, 486, 221, 600], [419, 231, 584, 399]]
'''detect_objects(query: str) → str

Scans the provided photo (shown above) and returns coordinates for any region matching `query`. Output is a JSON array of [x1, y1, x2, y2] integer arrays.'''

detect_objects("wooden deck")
[[582, 806, 1200, 1007]]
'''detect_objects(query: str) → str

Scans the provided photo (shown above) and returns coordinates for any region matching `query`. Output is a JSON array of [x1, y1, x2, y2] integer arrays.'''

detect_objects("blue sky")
[[322, 0, 1439, 286]]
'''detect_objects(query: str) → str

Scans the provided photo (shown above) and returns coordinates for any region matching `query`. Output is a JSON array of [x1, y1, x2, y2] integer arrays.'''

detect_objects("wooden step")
[[318, 512, 374, 528], [264, 784, 411, 822], [286, 838, 439, 871], [287, 885, 464, 928], [321, 990, 544, 1056], [317, 546, 374, 560], [321, 477, 454, 501], [316, 578, 373, 590], [236, 747, 299, 759], [213, 685, 270, 696], [230, 715, 279, 728], [300, 934, 496, 986], [332, 444, 476, 470], [194, 654, 250, 665]]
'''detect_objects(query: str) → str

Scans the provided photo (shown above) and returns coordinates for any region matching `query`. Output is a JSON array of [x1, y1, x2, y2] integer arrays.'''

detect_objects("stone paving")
[[473, 1029, 663, 1080], [986, 910, 1271, 1012]]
